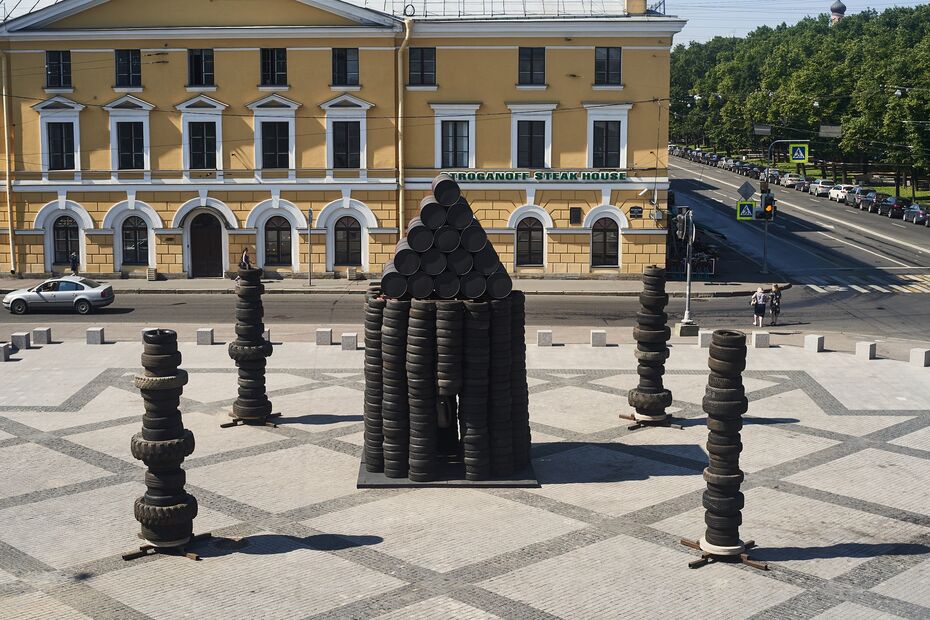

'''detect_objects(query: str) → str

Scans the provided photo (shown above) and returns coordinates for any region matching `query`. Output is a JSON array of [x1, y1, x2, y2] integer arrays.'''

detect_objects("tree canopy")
[[670, 5, 930, 169]]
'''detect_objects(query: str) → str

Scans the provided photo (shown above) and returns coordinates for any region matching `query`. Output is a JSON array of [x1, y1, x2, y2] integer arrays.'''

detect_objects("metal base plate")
[[357, 454, 539, 489]]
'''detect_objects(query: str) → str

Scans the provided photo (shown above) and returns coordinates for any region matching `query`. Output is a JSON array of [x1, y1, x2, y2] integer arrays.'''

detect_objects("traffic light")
[[675, 212, 687, 240], [760, 194, 776, 220]]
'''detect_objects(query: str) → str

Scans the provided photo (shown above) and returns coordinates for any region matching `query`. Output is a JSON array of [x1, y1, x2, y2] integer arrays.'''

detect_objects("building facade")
[[0, 0, 684, 279]]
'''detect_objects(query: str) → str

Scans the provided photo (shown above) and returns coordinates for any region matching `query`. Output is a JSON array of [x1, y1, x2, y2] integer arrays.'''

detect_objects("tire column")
[[627, 265, 673, 424], [364, 293, 386, 472], [509, 290, 531, 469], [227, 268, 274, 425], [461, 300, 491, 480], [407, 300, 438, 482], [381, 300, 411, 478]]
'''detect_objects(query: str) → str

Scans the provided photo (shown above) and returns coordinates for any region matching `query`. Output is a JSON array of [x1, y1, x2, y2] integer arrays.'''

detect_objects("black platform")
[[357, 452, 539, 489]]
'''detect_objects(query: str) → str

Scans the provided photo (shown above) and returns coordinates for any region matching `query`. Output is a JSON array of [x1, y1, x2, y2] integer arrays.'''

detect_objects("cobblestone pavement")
[[0, 339, 929, 619]]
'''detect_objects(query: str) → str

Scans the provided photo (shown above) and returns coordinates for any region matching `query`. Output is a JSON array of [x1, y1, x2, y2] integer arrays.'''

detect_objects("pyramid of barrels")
[[363, 174, 531, 483]]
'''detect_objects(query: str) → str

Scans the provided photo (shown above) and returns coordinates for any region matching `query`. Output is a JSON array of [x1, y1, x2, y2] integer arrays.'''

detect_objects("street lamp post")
[[682, 209, 696, 324], [307, 208, 313, 288]]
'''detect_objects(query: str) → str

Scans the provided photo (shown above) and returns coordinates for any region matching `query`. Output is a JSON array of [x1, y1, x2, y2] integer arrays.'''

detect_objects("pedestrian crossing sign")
[[737, 200, 756, 221], [789, 143, 809, 164]]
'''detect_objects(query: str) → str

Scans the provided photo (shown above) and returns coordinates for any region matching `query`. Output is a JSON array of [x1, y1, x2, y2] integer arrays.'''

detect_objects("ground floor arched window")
[[334, 216, 361, 266], [591, 217, 619, 267], [264, 215, 292, 266], [121, 215, 148, 265], [53, 215, 79, 264], [516, 217, 544, 266]]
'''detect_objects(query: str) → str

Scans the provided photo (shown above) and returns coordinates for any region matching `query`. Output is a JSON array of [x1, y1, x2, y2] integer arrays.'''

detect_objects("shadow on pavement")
[[277, 414, 364, 426], [753, 541, 930, 563], [198, 533, 383, 558]]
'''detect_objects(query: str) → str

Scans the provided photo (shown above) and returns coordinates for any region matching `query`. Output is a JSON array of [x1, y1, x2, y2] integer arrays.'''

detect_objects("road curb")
[[1, 288, 753, 298]]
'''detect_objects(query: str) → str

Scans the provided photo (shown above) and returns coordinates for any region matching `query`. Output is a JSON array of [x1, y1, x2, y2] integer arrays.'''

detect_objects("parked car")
[[877, 196, 912, 218], [796, 177, 813, 192], [809, 180, 834, 197], [828, 184, 857, 202], [863, 192, 890, 213], [747, 166, 762, 179], [781, 173, 802, 188], [902, 203, 928, 224], [845, 186, 874, 207], [760, 168, 781, 184], [2, 276, 114, 315]]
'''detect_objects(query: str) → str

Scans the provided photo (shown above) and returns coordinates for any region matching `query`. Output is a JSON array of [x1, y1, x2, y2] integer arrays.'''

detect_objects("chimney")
[[627, 0, 648, 14]]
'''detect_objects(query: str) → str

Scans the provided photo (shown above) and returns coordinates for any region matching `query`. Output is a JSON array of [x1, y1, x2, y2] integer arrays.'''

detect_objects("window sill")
[[591, 265, 620, 269], [406, 85, 438, 91], [592, 84, 624, 90], [330, 85, 361, 91], [113, 86, 143, 93], [515, 84, 548, 90], [258, 85, 290, 92], [44, 87, 74, 94], [186, 85, 217, 92]]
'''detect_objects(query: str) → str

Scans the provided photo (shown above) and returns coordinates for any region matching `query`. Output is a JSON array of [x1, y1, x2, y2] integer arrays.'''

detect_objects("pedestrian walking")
[[750, 286, 768, 327], [769, 283, 782, 326], [68, 251, 79, 275], [239, 248, 252, 270]]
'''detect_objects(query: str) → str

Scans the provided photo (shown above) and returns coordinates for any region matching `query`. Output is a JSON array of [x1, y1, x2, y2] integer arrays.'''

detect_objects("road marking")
[[806, 284, 829, 294], [671, 161, 930, 256], [815, 232, 913, 268], [868, 284, 891, 293], [849, 284, 871, 293], [892, 223, 906, 228], [889, 284, 913, 293]]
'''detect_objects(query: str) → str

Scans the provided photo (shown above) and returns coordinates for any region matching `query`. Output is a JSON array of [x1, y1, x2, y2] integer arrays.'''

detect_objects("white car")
[[780, 174, 802, 187], [2, 276, 114, 315], [828, 184, 857, 202], [809, 180, 834, 197]]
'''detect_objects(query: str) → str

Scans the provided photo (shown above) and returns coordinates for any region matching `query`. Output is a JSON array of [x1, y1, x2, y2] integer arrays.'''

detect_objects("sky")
[[670, 0, 928, 44]]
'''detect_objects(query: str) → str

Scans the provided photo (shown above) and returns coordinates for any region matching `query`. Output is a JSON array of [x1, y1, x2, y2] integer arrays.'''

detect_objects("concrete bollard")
[[10, 332, 30, 351], [751, 332, 770, 349], [590, 330, 607, 347], [910, 348, 930, 368], [537, 330, 553, 347], [341, 332, 358, 351], [1, 342, 10, 362], [855, 342, 877, 361], [698, 330, 713, 348], [315, 328, 332, 346], [804, 334, 825, 353], [86, 327, 105, 345], [196, 328, 214, 346], [32, 327, 52, 345]]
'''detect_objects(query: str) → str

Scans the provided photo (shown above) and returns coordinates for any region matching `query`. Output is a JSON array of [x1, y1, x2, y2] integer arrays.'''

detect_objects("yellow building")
[[0, 0, 684, 280]]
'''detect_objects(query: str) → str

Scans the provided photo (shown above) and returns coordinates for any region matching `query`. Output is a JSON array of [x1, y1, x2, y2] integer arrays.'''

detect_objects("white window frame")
[[508, 103, 557, 169], [320, 93, 374, 179], [103, 95, 154, 181], [585, 102, 632, 169], [32, 96, 84, 181], [246, 94, 302, 181], [430, 103, 479, 169], [176, 95, 227, 180]]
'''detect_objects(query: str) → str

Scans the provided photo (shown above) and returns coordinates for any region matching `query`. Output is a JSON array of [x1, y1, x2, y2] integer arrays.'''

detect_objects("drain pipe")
[[396, 18, 413, 236], [1, 50, 15, 275]]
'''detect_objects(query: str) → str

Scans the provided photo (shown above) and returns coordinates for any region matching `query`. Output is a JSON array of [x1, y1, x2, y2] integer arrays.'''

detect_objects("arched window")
[[121, 216, 148, 266], [591, 217, 619, 267], [264, 216, 291, 266], [53, 216, 79, 264], [516, 217, 544, 266], [334, 216, 361, 266]]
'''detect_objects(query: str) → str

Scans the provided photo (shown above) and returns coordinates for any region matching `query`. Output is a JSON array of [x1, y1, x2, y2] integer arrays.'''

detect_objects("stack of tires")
[[510, 291, 531, 469], [363, 295, 385, 473], [381, 300, 410, 478], [130, 328, 197, 548], [436, 300, 464, 456], [407, 300, 438, 482], [489, 298, 514, 477], [700, 330, 749, 556], [627, 265, 673, 424], [461, 300, 492, 480], [227, 268, 273, 425]]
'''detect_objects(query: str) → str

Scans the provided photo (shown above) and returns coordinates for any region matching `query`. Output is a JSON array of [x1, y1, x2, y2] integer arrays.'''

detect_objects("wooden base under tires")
[[679, 538, 768, 570], [220, 412, 281, 429], [122, 532, 213, 561], [618, 412, 683, 431]]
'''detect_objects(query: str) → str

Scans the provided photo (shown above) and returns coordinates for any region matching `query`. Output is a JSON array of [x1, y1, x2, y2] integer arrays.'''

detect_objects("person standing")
[[68, 251, 79, 275], [750, 287, 768, 327], [769, 283, 782, 326]]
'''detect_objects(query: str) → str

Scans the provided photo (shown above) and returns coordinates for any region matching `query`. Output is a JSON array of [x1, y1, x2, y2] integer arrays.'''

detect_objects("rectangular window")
[[332, 121, 361, 169], [408, 47, 436, 86], [332, 48, 359, 86], [117, 121, 145, 170], [189, 121, 217, 170], [593, 120, 621, 168], [518, 47, 545, 85], [46, 51, 72, 88], [47, 122, 75, 171], [115, 49, 141, 88], [594, 47, 622, 85], [260, 121, 289, 169], [188, 49, 215, 87], [441, 120, 469, 168], [517, 120, 546, 168], [260, 48, 287, 87]]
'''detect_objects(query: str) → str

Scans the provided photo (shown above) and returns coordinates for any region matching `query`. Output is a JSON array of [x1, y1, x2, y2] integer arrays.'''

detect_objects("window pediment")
[[32, 96, 85, 112], [103, 94, 154, 112], [320, 93, 374, 111], [176, 95, 228, 112], [247, 94, 302, 112]]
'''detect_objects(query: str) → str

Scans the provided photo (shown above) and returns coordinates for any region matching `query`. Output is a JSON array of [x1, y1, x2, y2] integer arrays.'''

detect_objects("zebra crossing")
[[800, 273, 930, 294]]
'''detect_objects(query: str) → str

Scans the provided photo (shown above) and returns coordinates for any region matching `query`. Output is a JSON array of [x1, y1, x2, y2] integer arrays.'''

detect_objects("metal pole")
[[761, 220, 769, 274], [307, 209, 312, 288], [682, 211, 694, 324]]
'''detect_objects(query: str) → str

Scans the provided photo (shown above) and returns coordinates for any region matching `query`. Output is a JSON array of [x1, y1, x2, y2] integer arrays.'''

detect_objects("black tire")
[[702, 491, 744, 515], [708, 343, 747, 363], [74, 299, 92, 315], [708, 357, 746, 375], [705, 512, 742, 530], [707, 374, 742, 389], [704, 386, 745, 401], [9, 299, 26, 315], [711, 330, 745, 348]]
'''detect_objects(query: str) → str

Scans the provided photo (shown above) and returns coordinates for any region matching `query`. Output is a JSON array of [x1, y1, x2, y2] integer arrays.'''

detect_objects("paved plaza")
[[0, 335, 929, 619]]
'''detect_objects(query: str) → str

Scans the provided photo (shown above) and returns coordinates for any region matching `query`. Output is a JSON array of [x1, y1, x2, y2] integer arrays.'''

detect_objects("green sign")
[[737, 200, 756, 221], [443, 170, 627, 182], [789, 143, 809, 164]]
